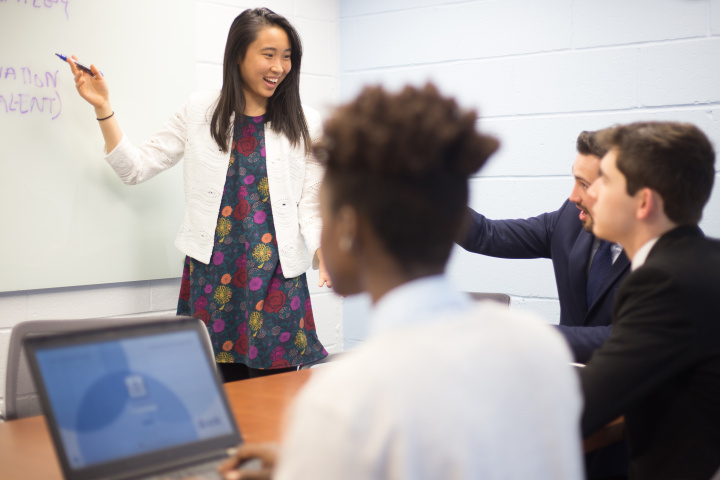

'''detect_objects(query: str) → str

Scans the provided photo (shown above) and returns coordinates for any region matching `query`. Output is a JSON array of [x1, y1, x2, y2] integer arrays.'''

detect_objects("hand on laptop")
[[218, 443, 278, 480]]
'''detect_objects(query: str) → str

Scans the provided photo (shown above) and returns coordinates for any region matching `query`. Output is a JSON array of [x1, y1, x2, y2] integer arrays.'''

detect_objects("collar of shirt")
[[631, 237, 660, 271], [368, 274, 472, 338], [610, 243, 624, 263], [587, 239, 625, 276], [590, 238, 624, 264]]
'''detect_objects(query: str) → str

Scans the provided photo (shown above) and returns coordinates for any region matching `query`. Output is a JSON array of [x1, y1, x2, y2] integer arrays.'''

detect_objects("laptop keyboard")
[[143, 459, 224, 480]]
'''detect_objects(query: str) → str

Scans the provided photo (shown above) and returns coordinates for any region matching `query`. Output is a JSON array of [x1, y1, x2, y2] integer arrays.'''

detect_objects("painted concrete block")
[[0, 292, 26, 329], [433, 0, 571, 62], [640, 39, 720, 106], [195, 3, 241, 64], [340, 0, 459, 17], [150, 278, 183, 312], [0, 329, 10, 402], [510, 297, 561, 325], [480, 107, 720, 178], [27, 282, 151, 320], [295, 0, 338, 22], [512, 49, 638, 115], [573, 0, 706, 48], [713, 0, 720, 35], [341, 293, 372, 348], [294, 17, 338, 76], [467, 177, 572, 220], [307, 291, 344, 354], [341, 1, 570, 71], [339, 59, 516, 118], [196, 63, 223, 91], [448, 248, 558, 299], [300, 74, 338, 116]]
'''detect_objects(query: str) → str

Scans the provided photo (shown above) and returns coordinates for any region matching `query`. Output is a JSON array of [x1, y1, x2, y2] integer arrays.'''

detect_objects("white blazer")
[[105, 90, 323, 278]]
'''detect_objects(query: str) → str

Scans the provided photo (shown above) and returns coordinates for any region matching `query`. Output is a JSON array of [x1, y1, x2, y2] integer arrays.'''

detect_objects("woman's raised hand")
[[65, 55, 122, 152], [67, 55, 111, 112]]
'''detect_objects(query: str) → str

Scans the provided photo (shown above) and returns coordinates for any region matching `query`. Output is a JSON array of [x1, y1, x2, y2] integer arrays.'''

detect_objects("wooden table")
[[0, 369, 312, 480], [0, 368, 624, 479]]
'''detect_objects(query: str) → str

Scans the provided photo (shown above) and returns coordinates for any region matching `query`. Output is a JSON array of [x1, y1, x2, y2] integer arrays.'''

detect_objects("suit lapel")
[[587, 249, 630, 313], [569, 229, 594, 312]]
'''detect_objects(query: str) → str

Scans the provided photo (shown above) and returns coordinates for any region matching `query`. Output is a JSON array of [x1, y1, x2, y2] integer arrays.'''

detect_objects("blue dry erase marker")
[[55, 53, 103, 77]]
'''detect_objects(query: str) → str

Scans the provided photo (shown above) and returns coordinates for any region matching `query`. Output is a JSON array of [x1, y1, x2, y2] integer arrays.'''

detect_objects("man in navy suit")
[[458, 131, 630, 363], [581, 121, 720, 479]]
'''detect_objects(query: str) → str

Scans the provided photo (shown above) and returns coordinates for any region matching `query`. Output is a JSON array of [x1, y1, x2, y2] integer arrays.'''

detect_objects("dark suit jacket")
[[458, 200, 630, 362], [581, 225, 720, 479]]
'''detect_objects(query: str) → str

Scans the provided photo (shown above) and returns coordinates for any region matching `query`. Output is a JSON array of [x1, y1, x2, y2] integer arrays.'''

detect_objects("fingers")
[[67, 56, 78, 75], [219, 444, 278, 476], [68, 56, 87, 88], [90, 63, 103, 78]]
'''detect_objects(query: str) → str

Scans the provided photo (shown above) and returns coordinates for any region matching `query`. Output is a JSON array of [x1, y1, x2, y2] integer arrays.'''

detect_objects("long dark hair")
[[211, 8, 310, 153]]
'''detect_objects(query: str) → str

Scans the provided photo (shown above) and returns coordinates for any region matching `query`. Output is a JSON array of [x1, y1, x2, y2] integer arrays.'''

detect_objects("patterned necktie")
[[586, 240, 613, 307]]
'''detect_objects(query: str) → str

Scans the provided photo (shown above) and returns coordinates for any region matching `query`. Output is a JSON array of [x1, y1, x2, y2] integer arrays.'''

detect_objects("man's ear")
[[636, 188, 663, 221]]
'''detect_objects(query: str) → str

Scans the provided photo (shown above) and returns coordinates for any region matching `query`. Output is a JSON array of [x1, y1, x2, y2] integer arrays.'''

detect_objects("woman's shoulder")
[[179, 90, 222, 123]]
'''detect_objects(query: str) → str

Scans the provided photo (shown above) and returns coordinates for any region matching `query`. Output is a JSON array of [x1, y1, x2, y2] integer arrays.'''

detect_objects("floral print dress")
[[177, 115, 327, 369]]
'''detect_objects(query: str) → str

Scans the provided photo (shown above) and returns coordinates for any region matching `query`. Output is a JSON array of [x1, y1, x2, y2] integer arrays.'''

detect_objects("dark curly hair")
[[315, 84, 499, 272]]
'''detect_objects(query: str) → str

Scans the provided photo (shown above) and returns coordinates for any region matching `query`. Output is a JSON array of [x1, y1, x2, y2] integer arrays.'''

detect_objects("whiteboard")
[[0, 0, 196, 292]]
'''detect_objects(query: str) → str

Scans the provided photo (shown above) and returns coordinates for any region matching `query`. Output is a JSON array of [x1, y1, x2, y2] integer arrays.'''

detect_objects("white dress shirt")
[[631, 237, 660, 271], [274, 275, 584, 480]]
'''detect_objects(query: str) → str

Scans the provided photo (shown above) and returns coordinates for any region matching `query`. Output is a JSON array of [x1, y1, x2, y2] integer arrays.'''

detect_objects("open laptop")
[[23, 316, 244, 480]]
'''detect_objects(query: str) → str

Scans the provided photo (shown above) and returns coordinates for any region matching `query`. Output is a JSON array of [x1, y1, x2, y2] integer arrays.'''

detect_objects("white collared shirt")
[[368, 274, 472, 337], [275, 275, 584, 480], [631, 237, 660, 271]]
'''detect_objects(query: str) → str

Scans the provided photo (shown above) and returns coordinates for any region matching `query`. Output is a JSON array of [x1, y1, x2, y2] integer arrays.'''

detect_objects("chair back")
[[3, 315, 212, 421], [467, 292, 511, 306]]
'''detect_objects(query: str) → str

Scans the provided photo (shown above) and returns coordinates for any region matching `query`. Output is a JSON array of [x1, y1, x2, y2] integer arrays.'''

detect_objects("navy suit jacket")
[[458, 200, 630, 362]]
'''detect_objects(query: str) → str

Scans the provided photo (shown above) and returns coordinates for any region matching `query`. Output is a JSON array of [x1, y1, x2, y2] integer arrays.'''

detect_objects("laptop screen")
[[31, 325, 236, 471]]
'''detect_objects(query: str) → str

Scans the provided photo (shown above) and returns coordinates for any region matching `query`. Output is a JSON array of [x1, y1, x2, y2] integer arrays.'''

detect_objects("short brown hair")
[[597, 121, 715, 225], [576, 130, 607, 158], [315, 84, 499, 272]]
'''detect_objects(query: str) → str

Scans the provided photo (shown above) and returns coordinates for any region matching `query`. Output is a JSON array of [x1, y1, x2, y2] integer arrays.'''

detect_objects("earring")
[[339, 237, 353, 252]]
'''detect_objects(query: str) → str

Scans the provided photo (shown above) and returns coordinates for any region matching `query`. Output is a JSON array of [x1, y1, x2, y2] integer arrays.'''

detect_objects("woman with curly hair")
[[220, 84, 584, 479]]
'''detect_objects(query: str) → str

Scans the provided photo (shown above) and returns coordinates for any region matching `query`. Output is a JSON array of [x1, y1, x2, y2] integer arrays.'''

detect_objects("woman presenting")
[[67, 7, 329, 381]]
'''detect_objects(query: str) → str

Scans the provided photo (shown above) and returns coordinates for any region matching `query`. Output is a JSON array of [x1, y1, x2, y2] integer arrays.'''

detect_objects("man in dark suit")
[[582, 121, 720, 479], [458, 131, 630, 363]]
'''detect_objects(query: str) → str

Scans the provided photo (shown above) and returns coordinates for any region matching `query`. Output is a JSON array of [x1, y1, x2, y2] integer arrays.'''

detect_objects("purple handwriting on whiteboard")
[[0, 67, 62, 119], [0, 0, 70, 20]]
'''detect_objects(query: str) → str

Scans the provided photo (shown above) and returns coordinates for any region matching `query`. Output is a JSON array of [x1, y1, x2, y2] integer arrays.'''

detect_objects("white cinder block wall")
[[339, 0, 720, 346], [3, 0, 720, 407], [0, 0, 341, 412]]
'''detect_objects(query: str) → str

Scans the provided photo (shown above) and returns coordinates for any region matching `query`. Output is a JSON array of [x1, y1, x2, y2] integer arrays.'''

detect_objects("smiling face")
[[238, 25, 291, 115], [568, 153, 601, 232]]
